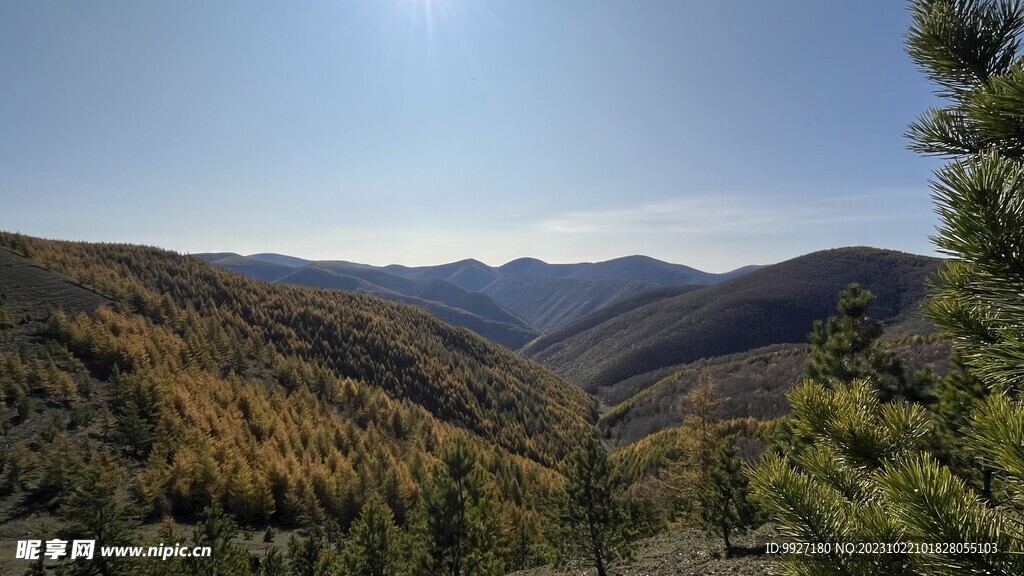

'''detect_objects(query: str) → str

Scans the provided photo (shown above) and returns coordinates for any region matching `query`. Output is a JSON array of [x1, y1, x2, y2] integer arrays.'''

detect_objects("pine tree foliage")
[[879, 452, 1023, 576], [929, 355, 993, 494], [417, 441, 501, 576], [59, 449, 137, 576], [907, 0, 1024, 392], [287, 529, 334, 576], [183, 504, 253, 576], [806, 284, 919, 402], [751, 2, 1024, 574], [906, 0, 1024, 147], [751, 380, 933, 575], [698, 435, 758, 557], [342, 496, 399, 576], [547, 436, 636, 576], [754, 380, 1024, 573]]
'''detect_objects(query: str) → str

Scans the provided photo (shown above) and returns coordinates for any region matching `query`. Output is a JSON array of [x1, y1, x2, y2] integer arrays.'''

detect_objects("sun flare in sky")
[[0, 1, 942, 271], [398, 0, 460, 38]]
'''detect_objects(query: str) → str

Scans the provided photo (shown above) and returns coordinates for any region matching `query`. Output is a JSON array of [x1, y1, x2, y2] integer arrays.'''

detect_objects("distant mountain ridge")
[[522, 247, 943, 401], [197, 252, 756, 347]]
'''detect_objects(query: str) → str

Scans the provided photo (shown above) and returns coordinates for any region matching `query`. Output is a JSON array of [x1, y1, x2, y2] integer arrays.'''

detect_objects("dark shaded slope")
[[0, 247, 111, 321], [524, 247, 941, 396], [481, 277, 659, 333], [521, 284, 708, 351], [600, 334, 952, 444], [278, 265, 536, 349], [280, 263, 535, 348]]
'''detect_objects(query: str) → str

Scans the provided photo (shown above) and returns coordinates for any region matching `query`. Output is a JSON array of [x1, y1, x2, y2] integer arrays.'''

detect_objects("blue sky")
[[1, 1, 943, 271]]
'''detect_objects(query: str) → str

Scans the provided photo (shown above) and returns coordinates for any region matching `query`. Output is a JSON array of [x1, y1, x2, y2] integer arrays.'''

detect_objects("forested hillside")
[[0, 232, 600, 573], [525, 247, 941, 400], [201, 254, 538, 349], [600, 334, 953, 444]]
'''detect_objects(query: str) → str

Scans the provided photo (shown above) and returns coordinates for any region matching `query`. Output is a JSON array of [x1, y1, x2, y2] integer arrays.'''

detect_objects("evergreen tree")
[[183, 504, 252, 576], [257, 548, 286, 576], [418, 441, 500, 576], [137, 518, 184, 576], [500, 505, 549, 573], [287, 526, 336, 576], [905, 0, 1024, 393], [929, 354, 994, 496], [751, 2, 1024, 574], [807, 283, 922, 402], [111, 370, 162, 459], [59, 450, 136, 576], [698, 436, 758, 557], [342, 496, 399, 576], [547, 436, 635, 576], [750, 380, 932, 575]]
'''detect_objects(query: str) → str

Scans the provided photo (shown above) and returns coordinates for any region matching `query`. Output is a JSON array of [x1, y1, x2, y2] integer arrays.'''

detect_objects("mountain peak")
[[246, 253, 312, 268]]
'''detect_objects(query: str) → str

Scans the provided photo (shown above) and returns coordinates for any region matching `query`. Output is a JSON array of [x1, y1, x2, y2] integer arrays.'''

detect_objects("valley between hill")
[[0, 232, 956, 576]]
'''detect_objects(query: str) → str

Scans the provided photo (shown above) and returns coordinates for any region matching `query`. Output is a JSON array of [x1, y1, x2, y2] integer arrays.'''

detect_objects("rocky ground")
[[510, 525, 780, 576]]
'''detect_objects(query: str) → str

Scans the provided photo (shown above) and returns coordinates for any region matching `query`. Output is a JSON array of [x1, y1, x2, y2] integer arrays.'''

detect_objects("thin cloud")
[[538, 191, 931, 237]]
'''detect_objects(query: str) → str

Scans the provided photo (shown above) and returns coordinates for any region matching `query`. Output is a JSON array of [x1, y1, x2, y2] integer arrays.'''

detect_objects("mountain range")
[[197, 252, 757, 347], [199, 248, 944, 412], [522, 247, 943, 403]]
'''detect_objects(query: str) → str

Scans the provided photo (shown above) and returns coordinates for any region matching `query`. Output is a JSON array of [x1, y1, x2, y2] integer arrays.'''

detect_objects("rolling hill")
[[199, 254, 538, 348], [1, 233, 596, 467], [0, 232, 608, 573], [198, 252, 758, 346], [479, 276, 660, 333], [523, 247, 943, 400], [497, 255, 758, 285], [385, 258, 501, 292], [599, 333, 954, 445]]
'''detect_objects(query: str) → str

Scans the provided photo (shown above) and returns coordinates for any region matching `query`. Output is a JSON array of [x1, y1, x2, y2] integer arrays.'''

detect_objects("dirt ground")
[[510, 525, 780, 576]]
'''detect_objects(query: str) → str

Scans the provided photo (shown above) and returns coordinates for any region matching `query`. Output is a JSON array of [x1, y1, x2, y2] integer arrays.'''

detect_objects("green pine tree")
[[547, 436, 635, 576], [928, 354, 994, 496], [807, 283, 922, 402], [287, 527, 336, 576], [183, 504, 253, 576], [342, 495, 399, 576], [699, 436, 758, 557], [417, 441, 501, 576], [257, 548, 286, 576], [750, 380, 932, 575], [59, 450, 136, 576], [136, 517, 184, 576], [752, 2, 1024, 574], [904, 0, 1024, 395]]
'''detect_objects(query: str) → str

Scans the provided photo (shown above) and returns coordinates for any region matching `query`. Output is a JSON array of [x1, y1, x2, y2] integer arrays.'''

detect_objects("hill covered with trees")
[[0, 233, 603, 574], [523, 247, 942, 401]]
